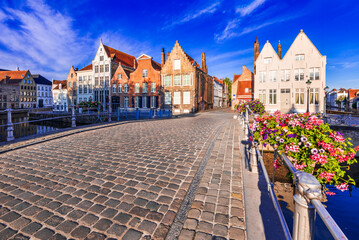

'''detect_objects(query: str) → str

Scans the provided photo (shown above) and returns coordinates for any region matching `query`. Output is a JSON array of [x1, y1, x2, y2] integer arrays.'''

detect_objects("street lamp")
[[324, 86, 329, 114], [306, 79, 312, 113]]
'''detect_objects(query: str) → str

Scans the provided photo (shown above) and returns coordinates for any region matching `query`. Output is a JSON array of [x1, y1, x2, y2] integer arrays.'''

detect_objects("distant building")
[[75, 40, 136, 109], [213, 77, 223, 108], [161, 41, 213, 113], [52, 80, 68, 111], [348, 89, 359, 109], [232, 65, 254, 109], [66, 66, 78, 106], [0, 69, 36, 109], [32, 74, 52, 108], [110, 62, 134, 108], [254, 30, 327, 113]]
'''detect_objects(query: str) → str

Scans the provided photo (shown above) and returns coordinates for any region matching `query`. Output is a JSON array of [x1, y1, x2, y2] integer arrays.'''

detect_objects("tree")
[[223, 77, 232, 102]]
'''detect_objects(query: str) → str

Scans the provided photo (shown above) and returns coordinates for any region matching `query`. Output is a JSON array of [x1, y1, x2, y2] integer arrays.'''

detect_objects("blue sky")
[[0, 0, 358, 89]]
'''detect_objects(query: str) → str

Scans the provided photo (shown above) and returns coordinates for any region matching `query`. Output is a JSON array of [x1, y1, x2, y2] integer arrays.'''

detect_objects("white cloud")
[[236, 0, 266, 16], [207, 48, 252, 63], [0, 0, 90, 80], [215, 18, 241, 41], [165, 1, 221, 29]]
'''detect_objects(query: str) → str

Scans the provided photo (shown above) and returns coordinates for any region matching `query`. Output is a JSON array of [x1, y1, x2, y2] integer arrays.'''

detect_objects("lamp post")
[[324, 86, 329, 114], [306, 79, 312, 113]]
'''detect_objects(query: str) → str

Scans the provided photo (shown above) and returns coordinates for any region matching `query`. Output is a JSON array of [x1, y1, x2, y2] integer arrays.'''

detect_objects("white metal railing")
[[323, 114, 359, 126], [240, 106, 348, 240]]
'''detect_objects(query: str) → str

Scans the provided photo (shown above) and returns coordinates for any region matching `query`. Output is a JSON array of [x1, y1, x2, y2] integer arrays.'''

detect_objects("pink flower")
[[318, 172, 335, 182], [274, 159, 280, 169], [326, 191, 336, 196], [294, 162, 306, 170], [336, 183, 349, 192]]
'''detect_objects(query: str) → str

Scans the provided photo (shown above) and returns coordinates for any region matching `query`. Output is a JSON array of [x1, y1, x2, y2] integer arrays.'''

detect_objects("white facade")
[[37, 84, 52, 107], [77, 69, 93, 103], [213, 80, 223, 108], [254, 30, 327, 113], [53, 83, 68, 112]]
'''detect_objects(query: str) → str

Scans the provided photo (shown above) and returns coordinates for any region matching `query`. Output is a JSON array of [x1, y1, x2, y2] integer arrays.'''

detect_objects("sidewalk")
[[179, 118, 246, 239]]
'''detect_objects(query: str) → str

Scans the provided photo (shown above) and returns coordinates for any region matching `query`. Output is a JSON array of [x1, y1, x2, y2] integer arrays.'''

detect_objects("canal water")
[[279, 184, 359, 239]]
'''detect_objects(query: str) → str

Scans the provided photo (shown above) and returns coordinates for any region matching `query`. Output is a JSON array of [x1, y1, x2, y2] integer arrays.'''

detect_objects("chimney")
[[254, 36, 259, 74], [161, 48, 165, 66], [16, 66, 19, 71], [278, 40, 282, 59], [201, 52, 207, 74]]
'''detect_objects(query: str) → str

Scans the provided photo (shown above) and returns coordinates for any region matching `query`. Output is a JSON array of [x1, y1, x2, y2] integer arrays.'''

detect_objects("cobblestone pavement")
[[178, 117, 245, 240], [0, 110, 245, 239]]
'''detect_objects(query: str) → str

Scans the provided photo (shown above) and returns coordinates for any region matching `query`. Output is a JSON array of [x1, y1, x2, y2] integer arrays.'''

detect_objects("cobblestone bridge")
[[0, 110, 245, 240]]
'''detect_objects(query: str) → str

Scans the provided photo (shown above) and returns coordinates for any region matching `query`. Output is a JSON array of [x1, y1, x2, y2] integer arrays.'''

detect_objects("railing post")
[[250, 142, 258, 173], [6, 109, 15, 142], [244, 107, 249, 141], [136, 108, 139, 120], [292, 171, 322, 240], [108, 104, 112, 122], [71, 106, 76, 128]]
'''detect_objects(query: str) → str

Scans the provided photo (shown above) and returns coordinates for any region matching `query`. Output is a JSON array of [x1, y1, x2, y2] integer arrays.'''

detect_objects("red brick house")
[[111, 64, 135, 108], [232, 65, 254, 109]]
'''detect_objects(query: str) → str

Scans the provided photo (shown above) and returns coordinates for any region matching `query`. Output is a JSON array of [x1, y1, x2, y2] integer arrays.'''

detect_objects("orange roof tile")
[[348, 89, 359, 99], [53, 80, 67, 89], [0, 70, 28, 80], [233, 74, 241, 82], [103, 45, 136, 68], [78, 64, 93, 71]]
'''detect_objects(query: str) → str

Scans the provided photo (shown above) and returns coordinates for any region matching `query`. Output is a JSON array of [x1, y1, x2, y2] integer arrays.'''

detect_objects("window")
[[310, 88, 319, 105], [105, 76, 109, 86], [88, 85, 92, 93], [174, 75, 181, 86], [142, 97, 147, 108], [151, 82, 156, 93], [100, 56, 104, 61], [79, 76, 82, 82], [295, 88, 305, 104], [124, 84, 129, 93], [151, 96, 156, 108], [310, 68, 320, 80], [84, 97, 87, 102], [294, 69, 304, 81], [118, 84, 122, 93], [134, 96, 139, 108], [259, 72, 266, 83], [183, 91, 190, 104], [142, 69, 148, 78], [78, 85, 82, 94], [118, 74, 122, 80], [164, 76, 172, 86], [281, 70, 290, 82], [95, 77, 99, 86], [71, 73, 73, 78], [84, 86, 87, 93], [264, 57, 272, 64], [173, 59, 180, 70], [83, 76, 87, 81], [174, 91, 181, 105], [100, 65, 104, 72], [135, 83, 140, 93], [270, 71, 276, 82], [124, 97, 129, 107], [100, 77, 104, 86], [95, 66, 99, 73], [259, 90, 266, 104], [141, 83, 146, 93], [269, 89, 277, 104], [105, 64, 109, 72], [245, 88, 249, 93], [68, 82, 72, 88], [88, 76, 92, 81], [112, 84, 116, 93], [296, 54, 305, 61], [183, 74, 190, 86], [165, 92, 171, 104]]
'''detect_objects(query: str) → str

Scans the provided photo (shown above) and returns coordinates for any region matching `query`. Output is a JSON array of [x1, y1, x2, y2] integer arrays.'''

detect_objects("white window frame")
[[295, 88, 305, 105], [142, 83, 147, 93], [164, 76, 172, 86], [264, 57, 272, 64], [112, 84, 116, 93], [173, 91, 181, 105], [124, 96, 129, 107], [270, 71, 276, 82], [135, 83, 140, 93], [151, 96, 156, 108], [118, 84, 122, 93], [310, 88, 319, 105], [165, 92, 171, 104], [296, 54, 305, 61], [259, 89, 266, 104], [151, 82, 156, 93], [124, 83, 129, 93], [174, 75, 181, 86], [183, 91, 190, 104], [173, 59, 181, 70], [269, 89, 277, 105], [118, 74, 122, 80], [259, 72, 266, 83], [183, 74, 190, 86], [143, 69, 148, 78], [134, 96, 139, 108], [142, 96, 147, 108]]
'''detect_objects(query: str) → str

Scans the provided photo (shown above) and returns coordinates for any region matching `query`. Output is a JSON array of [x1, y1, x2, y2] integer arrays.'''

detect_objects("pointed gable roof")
[[78, 64, 92, 71], [233, 74, 241, 82], [103, 45, 136, 68], [256, 40, 281, 63]]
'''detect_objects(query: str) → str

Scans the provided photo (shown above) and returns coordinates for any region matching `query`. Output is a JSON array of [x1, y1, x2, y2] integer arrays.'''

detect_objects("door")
[[280, 89, 291, 113]]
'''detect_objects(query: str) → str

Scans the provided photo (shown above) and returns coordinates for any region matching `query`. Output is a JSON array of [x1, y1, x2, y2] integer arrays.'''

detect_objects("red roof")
[[348, 89, 359, 99], [0, 70, 28, 80], [233, 74, 241, 82], [152, 60, 161, 71], [53, 80, 67, 89], [79, 64, 93, 71], [103, 45, 136, 68]]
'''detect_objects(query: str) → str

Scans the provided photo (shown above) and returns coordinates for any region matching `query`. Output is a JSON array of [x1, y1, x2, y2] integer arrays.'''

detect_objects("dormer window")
[[296, 54, 305, 61], [264, 57, 272, 64]]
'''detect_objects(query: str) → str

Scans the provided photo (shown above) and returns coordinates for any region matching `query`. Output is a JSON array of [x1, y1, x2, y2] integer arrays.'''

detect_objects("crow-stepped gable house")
[[232, 65, 254, 109], [161, 41, 213, 113], [254, 30, 326, 113]]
